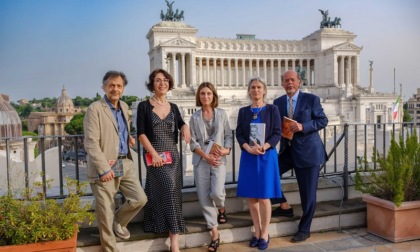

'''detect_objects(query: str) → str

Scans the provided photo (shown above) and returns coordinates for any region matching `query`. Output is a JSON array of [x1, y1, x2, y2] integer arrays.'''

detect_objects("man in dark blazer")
[[272, 70, 328, 242]]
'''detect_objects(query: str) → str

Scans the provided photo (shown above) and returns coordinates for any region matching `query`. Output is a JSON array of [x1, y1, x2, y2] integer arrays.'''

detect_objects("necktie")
[[288, 98, 293, 119]]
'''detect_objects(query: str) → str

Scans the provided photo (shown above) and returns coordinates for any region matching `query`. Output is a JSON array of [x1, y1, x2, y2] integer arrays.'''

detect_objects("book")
[[249, 123, 265, 146], [110, 159, 124, 177], [205, 140, 222, 154], [145, 151, 173, 166], [282, 116, 298, 140]]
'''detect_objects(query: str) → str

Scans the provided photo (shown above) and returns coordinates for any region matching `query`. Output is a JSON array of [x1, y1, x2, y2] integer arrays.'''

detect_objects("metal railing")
[[1, 122, 418, 200]]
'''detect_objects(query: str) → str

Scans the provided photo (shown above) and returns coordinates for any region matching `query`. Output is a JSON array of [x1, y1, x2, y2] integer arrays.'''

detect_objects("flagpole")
[[393, 68, 396, 94]]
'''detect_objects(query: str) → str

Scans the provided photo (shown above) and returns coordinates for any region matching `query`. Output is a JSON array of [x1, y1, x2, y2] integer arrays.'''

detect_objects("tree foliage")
[[22, 131, 37, 136], [403, 103, 413, 122], [121, 95, 139, 107], [73, 96, 94, 107], [64, 114, 85, 135]]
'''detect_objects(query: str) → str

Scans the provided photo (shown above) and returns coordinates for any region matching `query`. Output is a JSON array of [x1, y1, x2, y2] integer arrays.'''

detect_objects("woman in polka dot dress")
[[137, 69, 191, 252]]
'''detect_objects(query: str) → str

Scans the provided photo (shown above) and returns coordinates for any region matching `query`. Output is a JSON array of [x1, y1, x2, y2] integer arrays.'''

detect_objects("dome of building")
[[0, 94, 22, 138], [56, 86, 74, 113]]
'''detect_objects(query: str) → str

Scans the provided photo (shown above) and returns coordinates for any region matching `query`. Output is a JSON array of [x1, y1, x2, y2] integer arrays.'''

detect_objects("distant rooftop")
[[236, 34, 256, 40]]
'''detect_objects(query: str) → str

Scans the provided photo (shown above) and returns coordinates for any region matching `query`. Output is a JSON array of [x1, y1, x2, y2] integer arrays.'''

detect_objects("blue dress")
[[236, 107, 282, 199]]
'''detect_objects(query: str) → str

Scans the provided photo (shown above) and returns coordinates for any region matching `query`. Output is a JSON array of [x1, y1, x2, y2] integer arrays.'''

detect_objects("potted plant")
[[0, 176, 95, 251], [355, 129, 420, 242]]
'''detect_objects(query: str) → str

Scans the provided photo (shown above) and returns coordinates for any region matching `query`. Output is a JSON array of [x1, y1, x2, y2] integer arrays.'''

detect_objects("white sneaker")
[[113, 221, 130, 240]]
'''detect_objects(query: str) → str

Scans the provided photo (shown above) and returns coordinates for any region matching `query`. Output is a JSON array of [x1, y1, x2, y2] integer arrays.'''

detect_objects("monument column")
[[181, 53, 186, 87], [269, 59, 273, 86], [235, 59, 239, 87], [369, 60, 374, 93], [278, 59, 282, 85], [263, 59, 267, 82], [340, 56, 345, 87], [249, 59, 253, 77], [334, 54, 338, 85], [190, 53, 196, 87], [198, 57, 202, 84], [348, 56, 352, 85], [206, 58, 210, 84], [243, 59, 247, 86], [213, 58, 217, 85], [227, 58, 232, 87], [163, 52, 170, 73], [220, 58, 224, 86], [171, 54, 176, 87], [256, 59, 260, 77]]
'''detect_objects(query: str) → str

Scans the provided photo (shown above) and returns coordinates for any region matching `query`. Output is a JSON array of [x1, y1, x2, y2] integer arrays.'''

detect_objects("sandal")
[[217, 208, 227, 224], [208, 235, 220, 252]]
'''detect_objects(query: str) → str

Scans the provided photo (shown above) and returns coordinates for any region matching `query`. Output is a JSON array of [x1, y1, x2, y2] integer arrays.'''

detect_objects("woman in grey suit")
[[189, 82, 233, 252]]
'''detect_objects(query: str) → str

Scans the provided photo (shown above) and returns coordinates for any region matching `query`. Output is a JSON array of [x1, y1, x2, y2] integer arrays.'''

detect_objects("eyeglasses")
[[154, 78, 169, 84]]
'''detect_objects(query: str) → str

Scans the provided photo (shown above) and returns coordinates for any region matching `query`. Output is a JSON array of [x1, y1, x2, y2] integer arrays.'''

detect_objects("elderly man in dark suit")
[[84, 71, 147, 252], [271, 70, 328, 243]]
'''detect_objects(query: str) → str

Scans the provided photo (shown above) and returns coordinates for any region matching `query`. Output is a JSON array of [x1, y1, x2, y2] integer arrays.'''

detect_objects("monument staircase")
[[76, 175, 366, 251]]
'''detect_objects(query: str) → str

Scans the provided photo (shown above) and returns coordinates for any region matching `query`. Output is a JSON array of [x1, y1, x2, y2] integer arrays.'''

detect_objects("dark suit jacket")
[[236, 104, 281, 150], [273, 92, 328, 168]]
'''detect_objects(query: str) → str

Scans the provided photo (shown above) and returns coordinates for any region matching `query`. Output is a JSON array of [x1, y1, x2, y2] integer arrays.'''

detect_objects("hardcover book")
[[110, 159, 124, 177], [145, 151, 173, 166], [282, 116, 298, 140], [249, 123, 265, 146], [205, 140, 222, 154]]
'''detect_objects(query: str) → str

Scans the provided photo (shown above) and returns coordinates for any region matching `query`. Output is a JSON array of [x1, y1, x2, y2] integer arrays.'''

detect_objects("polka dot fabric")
[[143, 110, 186, 234]]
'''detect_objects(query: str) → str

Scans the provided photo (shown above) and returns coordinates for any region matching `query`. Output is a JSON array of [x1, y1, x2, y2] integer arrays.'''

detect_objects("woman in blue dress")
[[236, 77, 282, 251]]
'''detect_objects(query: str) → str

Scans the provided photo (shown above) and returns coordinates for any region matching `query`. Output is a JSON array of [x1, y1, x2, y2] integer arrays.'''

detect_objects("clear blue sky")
[[1, 0, 419, 102]]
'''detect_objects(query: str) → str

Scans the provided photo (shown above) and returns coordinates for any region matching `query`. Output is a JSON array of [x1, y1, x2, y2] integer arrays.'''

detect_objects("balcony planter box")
[[0, 231, 77, 252], [363, 194, 420, 242], [0, 178, 94, 251]]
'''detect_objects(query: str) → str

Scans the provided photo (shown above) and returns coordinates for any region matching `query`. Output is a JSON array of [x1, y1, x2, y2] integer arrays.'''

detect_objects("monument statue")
[[319, 9, 341, 28], [319, 9, 328, 20], [296, 65, 307, 85], [369, 60, 373, 67], [319, 9, 329, 28], [161, 0, 185, 21], [331, 17, 341, 28]]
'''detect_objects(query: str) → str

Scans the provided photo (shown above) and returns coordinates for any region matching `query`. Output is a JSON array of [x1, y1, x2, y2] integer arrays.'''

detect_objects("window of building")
[[376, 115, 382, 128]]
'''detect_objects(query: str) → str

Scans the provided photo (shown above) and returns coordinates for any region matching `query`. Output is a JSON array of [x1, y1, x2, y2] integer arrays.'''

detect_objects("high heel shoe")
[[208, 235, 220, 252], [257, 234, 270, 250], [217, 208, 227, 224]]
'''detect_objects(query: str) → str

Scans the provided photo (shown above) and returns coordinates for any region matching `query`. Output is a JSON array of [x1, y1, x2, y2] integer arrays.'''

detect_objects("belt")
[[118, 155, 128, 159]]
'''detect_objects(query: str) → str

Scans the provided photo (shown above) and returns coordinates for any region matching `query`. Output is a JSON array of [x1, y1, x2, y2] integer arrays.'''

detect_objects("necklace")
[[250, 105, 264, 119], [152, 96, 167, 106]]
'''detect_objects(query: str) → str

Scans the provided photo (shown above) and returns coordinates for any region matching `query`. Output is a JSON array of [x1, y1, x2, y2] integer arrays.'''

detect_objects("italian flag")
[[393, 96, 400, 120]]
